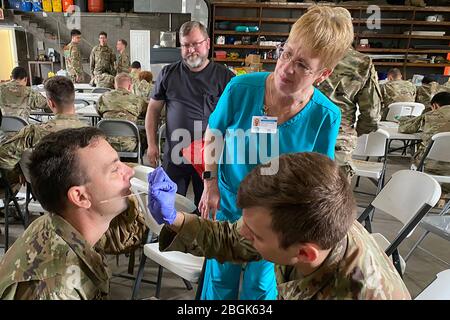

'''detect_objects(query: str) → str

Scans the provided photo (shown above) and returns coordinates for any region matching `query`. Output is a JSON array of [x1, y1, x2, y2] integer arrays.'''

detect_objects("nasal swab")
[[99, 191, 147, 204]]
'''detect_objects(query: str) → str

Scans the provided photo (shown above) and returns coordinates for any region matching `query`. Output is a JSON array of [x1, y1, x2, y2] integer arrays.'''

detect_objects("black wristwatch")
[[202, 171, 217, 180]]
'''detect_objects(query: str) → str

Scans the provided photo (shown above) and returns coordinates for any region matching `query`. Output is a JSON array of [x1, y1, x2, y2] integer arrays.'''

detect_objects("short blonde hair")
[[114, 72, 132, 88], [287, 6, 354, 70]]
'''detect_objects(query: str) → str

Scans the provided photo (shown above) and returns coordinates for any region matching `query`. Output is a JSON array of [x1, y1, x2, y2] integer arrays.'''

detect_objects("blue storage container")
[[20, 0, 33, 11], [32, 0, 43, 11]]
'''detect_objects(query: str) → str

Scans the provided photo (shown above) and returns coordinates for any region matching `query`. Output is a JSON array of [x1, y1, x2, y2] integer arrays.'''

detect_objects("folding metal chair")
[[0, 115, 29, 135], [357, 170, 441, 275], [97, 119, 142, 163], [91, 87, 111, 94]]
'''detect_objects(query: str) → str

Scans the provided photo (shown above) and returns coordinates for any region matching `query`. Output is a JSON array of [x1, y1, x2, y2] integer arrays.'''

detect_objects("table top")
[[382, 127, 421, 141]]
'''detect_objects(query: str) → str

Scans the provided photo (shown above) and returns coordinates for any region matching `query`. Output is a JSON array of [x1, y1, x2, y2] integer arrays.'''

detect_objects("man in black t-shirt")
[[145, 21, 234, 206]]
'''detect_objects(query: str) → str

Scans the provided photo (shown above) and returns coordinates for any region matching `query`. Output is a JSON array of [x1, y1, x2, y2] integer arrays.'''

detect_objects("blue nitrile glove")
[[147, 167, 178, 225]]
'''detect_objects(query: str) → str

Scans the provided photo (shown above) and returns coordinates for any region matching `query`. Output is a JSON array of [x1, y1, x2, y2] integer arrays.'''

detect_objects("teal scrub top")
[[208, 72, 341, 222]]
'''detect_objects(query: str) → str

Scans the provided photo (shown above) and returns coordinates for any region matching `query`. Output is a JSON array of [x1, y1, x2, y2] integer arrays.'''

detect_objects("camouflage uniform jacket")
[[97, 88, 147, 122], [64, 41, 83, 81], [0, 80, 48, 119], [116, 52, 130, 74], [0, 114, 87, 171], [159, 214, 411, 300], [132, 79, 154, 102], [97, 88, 147, 152], [398, 105, 450, 165], [416, 82, 440, 109], [130, 70, 140, 83], [380, 80, 416, 109], [318, 49, 381, 174], [89, 45, 116, 77], [0, 197, 147, 300], [92, 73, 115, 89]]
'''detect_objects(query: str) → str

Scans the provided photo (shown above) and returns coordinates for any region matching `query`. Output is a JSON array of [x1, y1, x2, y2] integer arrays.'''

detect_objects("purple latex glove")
[[147, 167, 178, 225]]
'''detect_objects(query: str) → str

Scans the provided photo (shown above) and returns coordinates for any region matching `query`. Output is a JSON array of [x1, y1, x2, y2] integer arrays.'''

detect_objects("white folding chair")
[[405, 132, 450, 262], [130, 165, 204, 299], [410, 103, 425, 117], [0, 115, 28, 135], [352, 129, 390, 195], [357, 170, 441, 275], [91, 87, 111, 93], [415, 269, 450, 300], [97, 119, 142, 163], [386, 102, 425, 122]]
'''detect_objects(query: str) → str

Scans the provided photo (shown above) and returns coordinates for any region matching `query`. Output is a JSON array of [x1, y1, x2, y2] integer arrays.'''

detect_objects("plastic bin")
[[52, 0, 62, 12]]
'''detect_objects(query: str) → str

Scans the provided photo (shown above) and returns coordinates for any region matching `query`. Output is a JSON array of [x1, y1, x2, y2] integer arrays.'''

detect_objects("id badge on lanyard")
[[251, 116, 278, 134]]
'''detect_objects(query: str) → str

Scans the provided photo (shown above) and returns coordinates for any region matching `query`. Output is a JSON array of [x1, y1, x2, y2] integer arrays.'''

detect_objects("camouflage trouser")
[[107, 136, 138, 154], [424, 159, 450, 195], [335, 134, 357, 180]]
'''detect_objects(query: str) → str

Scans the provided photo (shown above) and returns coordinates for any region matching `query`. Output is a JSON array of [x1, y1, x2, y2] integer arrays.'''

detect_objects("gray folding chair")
[[96, 119, 142, 163], [405, 132, 450, 263], [92, 87, 111, 94], [0, 115, 29, 135], [74, 99, 90, 108], [357, 170, 441, 275]]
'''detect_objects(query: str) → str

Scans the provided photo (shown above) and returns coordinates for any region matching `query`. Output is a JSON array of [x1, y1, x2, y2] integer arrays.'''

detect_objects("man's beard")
[[183, 53, 206, 69]]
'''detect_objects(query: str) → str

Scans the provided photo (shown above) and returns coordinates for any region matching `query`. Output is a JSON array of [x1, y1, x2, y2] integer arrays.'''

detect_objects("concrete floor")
[[1, 151, 449, 300]]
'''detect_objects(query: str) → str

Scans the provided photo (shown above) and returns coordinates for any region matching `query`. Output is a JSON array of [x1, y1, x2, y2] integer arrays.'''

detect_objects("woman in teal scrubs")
[[199, 5, 355, 300]]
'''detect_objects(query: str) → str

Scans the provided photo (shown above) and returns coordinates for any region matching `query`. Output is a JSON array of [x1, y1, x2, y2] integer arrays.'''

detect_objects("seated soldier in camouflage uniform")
[[129, 61, 141, 84], [0, 66, 49, 120], [97, 72, 148, 153], [148, 153, 411, 300], [399, 91, 450, 197], [0, 76, 87, 196], [380, 68, 416, 120], [93, 73, 115, 89], [0, 127, 147, 299], [416, 76, 450, 114], [132, 71, 154, 102]]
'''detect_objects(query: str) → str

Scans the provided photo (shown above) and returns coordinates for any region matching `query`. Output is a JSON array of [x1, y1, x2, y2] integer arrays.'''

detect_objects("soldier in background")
[[0, 127, 147, 299], [129, 61, 141, 83], [380, 68, 416, 119], [0, 76, 87, 192], [399, 91, 450, 196], [89, 31, 116, 87], [64, 29, 83, 83], [132, 71, 153, 102], [115, 39, 130, 74], [147, 153, 411, 300], [0, 66, 49, 119], [416, 76, 450, 114], [318, 48, 381, 177], [95, 73, 115, 89], [97, 73, 147, 154]]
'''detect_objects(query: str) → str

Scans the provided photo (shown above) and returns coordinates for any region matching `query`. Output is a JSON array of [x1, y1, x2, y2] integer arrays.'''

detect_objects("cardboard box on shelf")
[[245, 54, 261, 66]]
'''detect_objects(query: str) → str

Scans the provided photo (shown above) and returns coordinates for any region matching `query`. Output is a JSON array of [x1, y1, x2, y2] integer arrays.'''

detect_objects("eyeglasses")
[[180, 39, 207, 50], [276, 44, 323, 76]]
